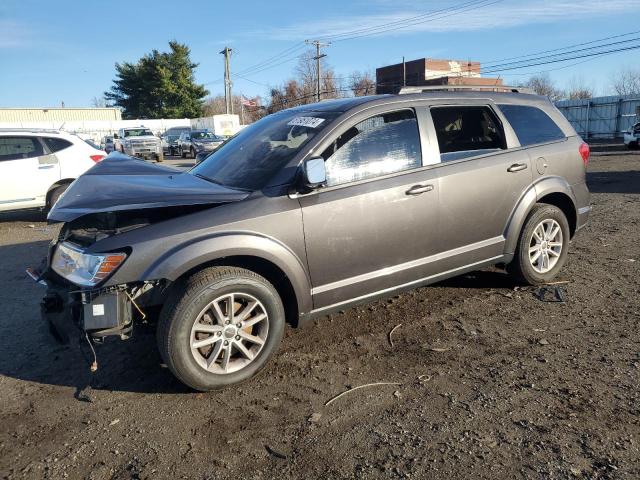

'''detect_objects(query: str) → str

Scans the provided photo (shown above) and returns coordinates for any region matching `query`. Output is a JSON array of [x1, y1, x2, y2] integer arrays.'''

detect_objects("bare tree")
[[566, 76, 594, 100], [203, 94, 265, 123], [91, 96, 108, 108], [350, 71, 376, 96], [519, 73, 564, 102], [294, 49, 339, 102], [611, 68, 640, 96]]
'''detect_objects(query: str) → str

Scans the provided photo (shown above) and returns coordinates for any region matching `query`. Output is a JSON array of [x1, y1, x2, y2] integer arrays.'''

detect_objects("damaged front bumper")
[[29, 266, 134, 344]]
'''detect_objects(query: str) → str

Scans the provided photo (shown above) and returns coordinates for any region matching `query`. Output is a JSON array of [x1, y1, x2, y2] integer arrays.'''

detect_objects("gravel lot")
[[0, 154, 638, 479]]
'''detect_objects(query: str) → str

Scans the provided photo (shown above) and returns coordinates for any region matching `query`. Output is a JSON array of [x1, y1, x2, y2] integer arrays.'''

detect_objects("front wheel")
[[507, 204, 570, 285], [157, 267, 285, 391]]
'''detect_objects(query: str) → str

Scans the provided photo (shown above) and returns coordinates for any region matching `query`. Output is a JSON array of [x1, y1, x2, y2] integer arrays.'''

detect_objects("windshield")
[[191, 110, 337, 190], [124, 128, 153, 137], [192, 131, 218, 140]]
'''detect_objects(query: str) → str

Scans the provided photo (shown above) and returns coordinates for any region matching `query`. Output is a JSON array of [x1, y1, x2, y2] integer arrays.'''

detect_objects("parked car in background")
[[161, 132, 181, 156], [623, 122, 640, 149], [0, 129, 105, 212], [101, 135, 115, 154], [114, 127, 162, 161], [178, 130, 224, 158], [35, 86, 590, 391]]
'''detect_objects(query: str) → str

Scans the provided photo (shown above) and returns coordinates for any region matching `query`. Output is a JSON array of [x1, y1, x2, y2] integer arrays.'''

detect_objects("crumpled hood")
[[48, 154, 250, 223]]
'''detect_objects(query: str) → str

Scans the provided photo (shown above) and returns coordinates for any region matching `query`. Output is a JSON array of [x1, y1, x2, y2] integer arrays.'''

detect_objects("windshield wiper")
[[193, 173, 251, 192], [194, 173, 225, 186]]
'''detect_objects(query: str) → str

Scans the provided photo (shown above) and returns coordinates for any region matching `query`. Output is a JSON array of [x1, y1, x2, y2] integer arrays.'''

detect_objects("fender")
[[141, 231, 313, 315], [504, 176, 576, 254]]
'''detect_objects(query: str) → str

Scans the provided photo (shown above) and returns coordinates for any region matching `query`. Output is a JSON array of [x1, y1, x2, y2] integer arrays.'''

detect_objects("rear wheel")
[[157, 267, 285, 391], [47, 184, 69, 211], [508, 204, 570, 285]]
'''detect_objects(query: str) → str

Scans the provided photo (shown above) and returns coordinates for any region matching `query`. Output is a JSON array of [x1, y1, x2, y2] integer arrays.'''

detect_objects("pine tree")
[[105, 41, 208, 119]]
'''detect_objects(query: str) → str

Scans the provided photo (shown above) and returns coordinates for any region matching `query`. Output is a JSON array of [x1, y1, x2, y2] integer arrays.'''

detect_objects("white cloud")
[[265, 0, 639, 40], [0, 20, 30, 49]]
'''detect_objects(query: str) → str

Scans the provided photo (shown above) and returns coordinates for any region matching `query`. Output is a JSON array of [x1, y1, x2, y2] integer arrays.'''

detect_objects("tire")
[[47, 184, 69, 211], [190, 147, 195, 159], [181, 147, 186, 158], [157, 267, 285, 391], [507, 203, 570, 285]]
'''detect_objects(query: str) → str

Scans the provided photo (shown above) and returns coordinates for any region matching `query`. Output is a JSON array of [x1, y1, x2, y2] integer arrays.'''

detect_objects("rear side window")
[[0, 136, 44, 161], [430, 106, 506, 162], [498, 104, 565, 146], [43, 137, 72, 153], [322, 109, 422, 186]]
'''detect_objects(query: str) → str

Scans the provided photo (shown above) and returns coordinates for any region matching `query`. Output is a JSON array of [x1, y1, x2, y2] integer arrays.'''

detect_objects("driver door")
[[299, 108, 441, 310]]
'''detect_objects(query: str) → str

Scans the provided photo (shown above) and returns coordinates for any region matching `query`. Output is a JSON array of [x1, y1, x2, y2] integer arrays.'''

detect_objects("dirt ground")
[[0, 154, 638, 480]]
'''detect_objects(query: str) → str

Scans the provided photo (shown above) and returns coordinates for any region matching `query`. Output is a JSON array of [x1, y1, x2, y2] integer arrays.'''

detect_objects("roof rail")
[[397, 85, 535, 95], [0, 128, 63, 134]]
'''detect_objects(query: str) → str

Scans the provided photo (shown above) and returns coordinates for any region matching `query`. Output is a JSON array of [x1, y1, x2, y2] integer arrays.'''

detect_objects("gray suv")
[[33, 86, 590, 391]]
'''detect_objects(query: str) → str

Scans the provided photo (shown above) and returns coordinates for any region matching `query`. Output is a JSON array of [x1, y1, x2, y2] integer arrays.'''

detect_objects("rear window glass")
[[430, 106, 506, 162], [44, 137, 72, 153], [498, 104, 565, 146]]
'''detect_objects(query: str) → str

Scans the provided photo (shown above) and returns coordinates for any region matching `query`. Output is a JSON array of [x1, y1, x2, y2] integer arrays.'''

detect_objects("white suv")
[[0, 129, 106, 213]]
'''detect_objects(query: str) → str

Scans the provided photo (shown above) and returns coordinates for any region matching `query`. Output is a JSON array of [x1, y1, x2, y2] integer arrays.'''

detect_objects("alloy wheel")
[[528, 219, 563, 274], [189, 293, 269, 374]]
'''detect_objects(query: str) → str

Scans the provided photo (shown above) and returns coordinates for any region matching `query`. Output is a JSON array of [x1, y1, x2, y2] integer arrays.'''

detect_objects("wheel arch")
[[141, 233, 312, 326], [504, 177, 577, 254], [46, 178, 75, 208]]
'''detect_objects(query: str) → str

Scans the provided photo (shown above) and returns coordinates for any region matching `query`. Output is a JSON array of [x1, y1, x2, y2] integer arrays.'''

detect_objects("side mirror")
[[113, 133, 119, 139], [302, 156, 326, 189]]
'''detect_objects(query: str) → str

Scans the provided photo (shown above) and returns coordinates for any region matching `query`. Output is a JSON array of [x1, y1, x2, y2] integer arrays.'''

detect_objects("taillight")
[[90, 155, 105, 163], [579, 142, 590, 168]]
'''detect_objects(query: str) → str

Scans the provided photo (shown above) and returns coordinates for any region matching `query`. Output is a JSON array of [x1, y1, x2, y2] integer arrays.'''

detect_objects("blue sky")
[[1, 0, 638, 107]]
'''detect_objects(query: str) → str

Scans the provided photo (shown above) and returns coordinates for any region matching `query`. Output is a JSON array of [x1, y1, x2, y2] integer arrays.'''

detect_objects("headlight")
[[51, 242, 127, 287]]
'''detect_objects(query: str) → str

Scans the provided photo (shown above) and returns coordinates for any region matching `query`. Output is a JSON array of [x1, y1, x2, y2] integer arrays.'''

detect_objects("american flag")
[[241, 96, 258, 107]]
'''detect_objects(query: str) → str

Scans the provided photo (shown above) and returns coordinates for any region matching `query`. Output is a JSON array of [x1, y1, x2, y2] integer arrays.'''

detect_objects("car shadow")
[[587, 170, 640, 194], [0, 239, 188, 395], [0, 210, 47, 223], [433, 269, 520, 290]]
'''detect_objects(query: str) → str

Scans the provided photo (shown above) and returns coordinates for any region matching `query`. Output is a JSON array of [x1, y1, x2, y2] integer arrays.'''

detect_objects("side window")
[[430, 106, 506, 162], [0, 136, 44, 162], [322, 109, 421, 186], [43, 137, 72, 153], [498, 104, 565, 146]]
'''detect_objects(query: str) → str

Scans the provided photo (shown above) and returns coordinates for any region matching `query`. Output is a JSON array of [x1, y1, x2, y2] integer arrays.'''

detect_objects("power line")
[[478, 36, 640, 72], [223, 0, 500, 83], [317, 0, 499, 42], [482, 29, 640, 65]]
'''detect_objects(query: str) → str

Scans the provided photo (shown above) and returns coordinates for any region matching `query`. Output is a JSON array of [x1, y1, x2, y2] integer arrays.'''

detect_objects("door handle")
[[38, 165, 55, 170], [507, 163, 528, 173], [406, 184, 434, 195]]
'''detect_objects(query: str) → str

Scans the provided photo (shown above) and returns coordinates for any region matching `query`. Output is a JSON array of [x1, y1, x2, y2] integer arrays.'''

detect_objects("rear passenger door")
[[426, 103, 532, 267]]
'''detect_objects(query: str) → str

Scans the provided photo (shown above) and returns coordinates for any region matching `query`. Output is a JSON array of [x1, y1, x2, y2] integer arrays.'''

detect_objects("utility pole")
[[220, 47, 233, 114], [402, 56, 406, 87], [305, 40, 330, 102]]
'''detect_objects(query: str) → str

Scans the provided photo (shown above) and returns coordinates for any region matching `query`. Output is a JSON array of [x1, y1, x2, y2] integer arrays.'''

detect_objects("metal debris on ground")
[[534, 285, 566, 303], [324, 382, 402, 406], [264, 445, 287, 460], [388, 323, 402, 347]]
